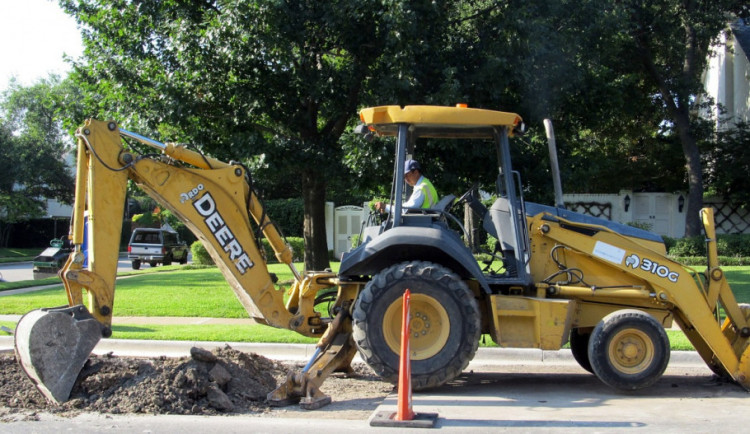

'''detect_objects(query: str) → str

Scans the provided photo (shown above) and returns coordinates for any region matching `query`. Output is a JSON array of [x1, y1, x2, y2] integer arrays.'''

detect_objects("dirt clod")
[[0, 345, 392, 420]]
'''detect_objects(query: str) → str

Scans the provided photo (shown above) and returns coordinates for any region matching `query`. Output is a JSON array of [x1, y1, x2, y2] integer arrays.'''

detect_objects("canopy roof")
[[359, 105, 523, 139]]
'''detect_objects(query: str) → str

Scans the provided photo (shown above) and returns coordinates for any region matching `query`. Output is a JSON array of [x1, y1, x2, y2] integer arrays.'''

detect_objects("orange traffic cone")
[[396, 288, 414, 421], [369, 289, 439, 428]]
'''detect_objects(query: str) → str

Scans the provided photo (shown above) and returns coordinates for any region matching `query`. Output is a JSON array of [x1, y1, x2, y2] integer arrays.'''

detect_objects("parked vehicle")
[[127, 228, 188, 269], [32, 238, 72, 279]]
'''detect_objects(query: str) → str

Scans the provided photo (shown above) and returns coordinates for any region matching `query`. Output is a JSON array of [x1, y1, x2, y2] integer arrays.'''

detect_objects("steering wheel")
[[457, 184, 478, 206]]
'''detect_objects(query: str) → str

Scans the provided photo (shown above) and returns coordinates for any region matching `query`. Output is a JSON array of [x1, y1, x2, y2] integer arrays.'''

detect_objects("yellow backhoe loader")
[[14, 105, 750, 411]]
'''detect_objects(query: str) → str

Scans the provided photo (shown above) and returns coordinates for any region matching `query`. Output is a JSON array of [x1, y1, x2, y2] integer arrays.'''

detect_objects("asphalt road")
[[0, 256, 182, 282], [0, 341, 748, 433]]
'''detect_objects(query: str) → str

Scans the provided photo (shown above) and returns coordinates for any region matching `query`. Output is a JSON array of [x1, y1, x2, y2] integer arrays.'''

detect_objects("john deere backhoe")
[[14, 105, 750, 410]]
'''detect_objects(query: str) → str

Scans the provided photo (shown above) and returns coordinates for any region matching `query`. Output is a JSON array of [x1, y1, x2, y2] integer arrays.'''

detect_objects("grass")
[[109, 324, 318, 343], [2, 262, 749, 352], [0, 247, 39, 264], [0, 264, 302, 317]]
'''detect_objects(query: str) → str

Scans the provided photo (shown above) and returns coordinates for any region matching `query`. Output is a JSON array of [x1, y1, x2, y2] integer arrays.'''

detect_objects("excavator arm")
[[15, 120, 359, 407]]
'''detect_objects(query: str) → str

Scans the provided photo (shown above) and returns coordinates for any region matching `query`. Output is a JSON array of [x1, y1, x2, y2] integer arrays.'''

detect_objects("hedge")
[[664, 234, 750, 258], [190, 236, 305, 266]]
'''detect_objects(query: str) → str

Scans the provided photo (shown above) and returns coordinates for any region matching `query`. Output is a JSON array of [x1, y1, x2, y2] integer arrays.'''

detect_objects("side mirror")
[[354, 124, 375, 142]]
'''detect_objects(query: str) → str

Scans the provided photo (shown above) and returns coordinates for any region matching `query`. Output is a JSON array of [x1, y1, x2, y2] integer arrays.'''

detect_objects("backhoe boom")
[[15, 120, 354, 406]]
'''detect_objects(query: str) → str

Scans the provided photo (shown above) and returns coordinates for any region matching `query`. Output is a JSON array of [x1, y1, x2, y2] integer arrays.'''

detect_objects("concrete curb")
[[0, 335, 706, 367]]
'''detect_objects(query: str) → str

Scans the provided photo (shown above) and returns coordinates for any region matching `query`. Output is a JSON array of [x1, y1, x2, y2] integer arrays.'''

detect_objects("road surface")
[[0, 255, 189, 282]]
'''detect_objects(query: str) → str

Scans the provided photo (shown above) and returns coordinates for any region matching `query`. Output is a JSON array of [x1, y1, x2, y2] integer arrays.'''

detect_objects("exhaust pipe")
[[543, 119, 565, 209]]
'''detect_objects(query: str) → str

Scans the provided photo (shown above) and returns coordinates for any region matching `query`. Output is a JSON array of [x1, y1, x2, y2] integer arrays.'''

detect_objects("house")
[[702, 18, 750, 128]]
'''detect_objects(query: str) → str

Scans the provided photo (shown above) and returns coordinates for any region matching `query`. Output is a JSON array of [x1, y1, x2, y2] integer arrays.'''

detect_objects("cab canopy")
[[359, 105, 523, 139]]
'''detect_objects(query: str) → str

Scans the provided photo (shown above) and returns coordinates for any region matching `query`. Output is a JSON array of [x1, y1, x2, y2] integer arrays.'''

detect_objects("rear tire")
[[589, 309, 670, 390], [131, 260, 141, 270], [569, 328, 593, 374], [352, 260, 480, 390]]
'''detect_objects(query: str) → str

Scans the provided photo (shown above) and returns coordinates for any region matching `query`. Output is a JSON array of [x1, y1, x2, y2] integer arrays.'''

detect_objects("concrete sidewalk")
[[1, 313, 258, 326], [0, 321, 704, 367]]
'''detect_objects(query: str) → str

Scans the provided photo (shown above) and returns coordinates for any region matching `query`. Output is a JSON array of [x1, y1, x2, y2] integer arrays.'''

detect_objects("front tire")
[[352, 261, 480, 390], [569, 328, 593, 374], [589, 309, 670, 390]]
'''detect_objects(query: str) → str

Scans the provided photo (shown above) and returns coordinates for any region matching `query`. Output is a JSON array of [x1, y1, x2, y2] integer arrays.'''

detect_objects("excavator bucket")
[[14, 305, 103, 403]]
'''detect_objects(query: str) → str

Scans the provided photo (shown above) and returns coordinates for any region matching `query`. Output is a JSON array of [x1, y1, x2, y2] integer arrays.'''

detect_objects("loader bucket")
[[14, 305, 103, 403]]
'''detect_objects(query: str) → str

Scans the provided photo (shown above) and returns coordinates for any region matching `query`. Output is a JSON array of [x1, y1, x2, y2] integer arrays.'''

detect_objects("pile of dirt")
[[0, 345, 390, 419]]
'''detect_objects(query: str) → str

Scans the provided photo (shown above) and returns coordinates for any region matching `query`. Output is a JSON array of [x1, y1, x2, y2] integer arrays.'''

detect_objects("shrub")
[[260, 237, 305, 263], [716, 234, 750, 257], [667, 234, 750, 259], [667, 236, 706, 257], [190, 241, 214, 265]]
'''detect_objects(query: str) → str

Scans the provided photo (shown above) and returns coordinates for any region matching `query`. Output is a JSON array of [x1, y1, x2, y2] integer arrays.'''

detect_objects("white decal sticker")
[[194, 192, 254, 274], [180, 183, 205, 203], [593, 241, 626, 264], [625, 253, 679, 283]]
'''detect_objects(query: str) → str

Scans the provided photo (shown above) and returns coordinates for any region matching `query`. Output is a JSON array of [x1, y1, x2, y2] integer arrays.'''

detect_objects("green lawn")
[[0, 247, 39, 264], [0, 264, 303, 317], [2, 263, 749, 351]]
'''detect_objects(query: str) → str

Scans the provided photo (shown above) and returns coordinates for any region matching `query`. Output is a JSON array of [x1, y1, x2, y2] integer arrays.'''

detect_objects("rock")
[[190, 347, 218, 363], [206, 384, 234, 412], [209, 364, 232, 387]]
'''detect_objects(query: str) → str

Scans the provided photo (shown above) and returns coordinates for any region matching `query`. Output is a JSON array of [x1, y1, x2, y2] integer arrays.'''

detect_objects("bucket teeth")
[[14, 305, 103, 403]]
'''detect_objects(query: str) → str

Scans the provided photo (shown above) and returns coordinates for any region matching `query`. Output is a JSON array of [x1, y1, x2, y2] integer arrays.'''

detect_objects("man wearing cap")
[[375, 159, 439, 213]]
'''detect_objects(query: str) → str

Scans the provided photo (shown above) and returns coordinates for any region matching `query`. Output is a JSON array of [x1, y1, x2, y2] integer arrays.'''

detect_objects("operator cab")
[[341, 105, 531, 290]]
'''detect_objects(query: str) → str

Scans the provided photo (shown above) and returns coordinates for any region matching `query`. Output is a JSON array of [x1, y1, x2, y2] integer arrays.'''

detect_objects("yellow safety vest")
[[417, 177, 439, 209]]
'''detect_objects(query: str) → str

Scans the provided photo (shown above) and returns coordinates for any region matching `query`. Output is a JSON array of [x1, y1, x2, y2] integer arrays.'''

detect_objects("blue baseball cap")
[[405, 159, 421, 172]]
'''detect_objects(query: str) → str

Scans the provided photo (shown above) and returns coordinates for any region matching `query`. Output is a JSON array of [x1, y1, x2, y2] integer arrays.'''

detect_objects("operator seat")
[[488, 197, 519, 277], [429, 194, 456, 213]]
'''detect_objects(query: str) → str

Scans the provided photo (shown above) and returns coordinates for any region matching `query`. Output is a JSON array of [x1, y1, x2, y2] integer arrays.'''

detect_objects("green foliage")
[[52, 0, 750, 245], [190, 237, 304, 266], [190, 241, 214, 266], [260, 237, 305, 263], [666, 236, 706, 257], [263, 198, 304, 238], [716, 234, 750, 257], [0, 76, 80, 246], [626, 221, 654, 231], [131, 212, 159, 228], [665, 234, 750, 258], [704, 121, 750, 209]]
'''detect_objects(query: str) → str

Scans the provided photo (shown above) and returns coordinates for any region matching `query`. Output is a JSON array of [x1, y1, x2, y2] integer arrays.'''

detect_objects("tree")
[[61, 0, 444, 270], [601, 1, 749, 235], [0, 76, 77, 246], [704, 121, 750, 209], [443, 1, 748, 237]]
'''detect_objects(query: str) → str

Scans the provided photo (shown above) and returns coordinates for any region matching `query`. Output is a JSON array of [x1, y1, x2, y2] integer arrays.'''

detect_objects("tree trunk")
[[672, 109, 704, 236], [301, 170, 331, 271], [633, 29, 705, 237], [0, 222, 12, 248]]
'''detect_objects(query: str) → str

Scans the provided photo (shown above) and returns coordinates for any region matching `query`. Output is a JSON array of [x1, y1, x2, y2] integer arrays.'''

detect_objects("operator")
[[375, 159, 439, 213]]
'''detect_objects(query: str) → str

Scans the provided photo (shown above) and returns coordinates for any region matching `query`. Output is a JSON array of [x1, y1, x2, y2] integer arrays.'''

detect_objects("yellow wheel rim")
[[608, 328, 654, 374], [383, 293, 450, 361]]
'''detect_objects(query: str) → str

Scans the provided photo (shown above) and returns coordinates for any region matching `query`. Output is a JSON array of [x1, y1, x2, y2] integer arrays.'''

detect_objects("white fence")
[[563, 191, 750, 237]]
